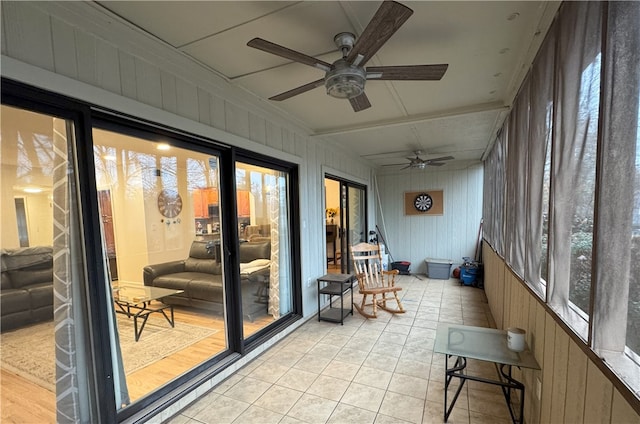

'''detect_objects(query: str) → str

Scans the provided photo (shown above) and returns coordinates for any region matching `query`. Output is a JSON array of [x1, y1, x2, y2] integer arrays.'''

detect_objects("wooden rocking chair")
[[350, 242, 405, 319]]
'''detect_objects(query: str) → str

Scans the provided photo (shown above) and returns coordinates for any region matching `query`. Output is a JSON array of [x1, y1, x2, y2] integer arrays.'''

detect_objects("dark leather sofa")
[[143, 240, 271, 318], [1, 246, 54, 331]]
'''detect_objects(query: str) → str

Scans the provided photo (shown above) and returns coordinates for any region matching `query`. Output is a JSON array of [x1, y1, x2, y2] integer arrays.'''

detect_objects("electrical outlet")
[[306, 277, 312, 288], [536, 378, 542, 399]]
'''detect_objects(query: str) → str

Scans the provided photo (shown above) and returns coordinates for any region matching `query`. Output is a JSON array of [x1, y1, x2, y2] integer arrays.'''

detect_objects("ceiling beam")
[[311, 102, 508, 137]]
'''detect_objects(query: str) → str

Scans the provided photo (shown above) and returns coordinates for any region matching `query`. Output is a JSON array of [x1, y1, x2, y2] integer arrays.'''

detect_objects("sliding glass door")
[[325, 176, 367, 274]]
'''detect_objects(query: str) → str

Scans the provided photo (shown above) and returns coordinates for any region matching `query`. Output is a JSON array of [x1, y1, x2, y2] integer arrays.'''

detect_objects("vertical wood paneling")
[[118, 51, 137, 99], [611, 389, 638, 424], [209, 94, 226, 130], [249, 113, 267, 144], [265, 121, 283, 151], [2, 3, 54, 71], [95, 39, 121, 94], [160, 71, 178, 114], [565, 339, 587, 423], [224, 101, 250, 139], [75, 31, 97, 85], [376, 165, 483, 272], [540, 315, 556, 424], [549, 327, 569, 422], [282, 129, 295, 156], [135, 57, 162, 108], [584, 360, 613, 422], [175, 78, 199, 122], [51, 18, 78, 79], [197, 88, 210, 125]]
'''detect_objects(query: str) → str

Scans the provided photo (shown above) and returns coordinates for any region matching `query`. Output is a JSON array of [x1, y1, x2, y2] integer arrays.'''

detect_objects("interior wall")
[[375, 164, 483, 273], [483, 247, 640, 424]]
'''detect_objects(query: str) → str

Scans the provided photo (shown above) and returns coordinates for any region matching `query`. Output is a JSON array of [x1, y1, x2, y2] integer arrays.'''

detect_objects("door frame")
[[324, 174, 368, 275]]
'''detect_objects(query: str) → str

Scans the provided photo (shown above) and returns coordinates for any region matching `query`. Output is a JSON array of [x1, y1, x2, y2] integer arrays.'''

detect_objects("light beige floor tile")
[[426, 379, 469, 408], [384, 323, 412, 335], [306, 374, 350, 401], [235, 359, 264, 377], [341, 382, 386, 412], [231, 405, 283, 424], [276, 367, 319, 392], [352, 365, 393, 390], [327, 403, 377, 424], [374, 412, 413, 423], [320, 333, 353, 347], [247, 361, 291, 384], [344, 336, 378, 352], [181, 390, 220, 418], [378, 391, 424, 423], [264, 349, 305, 367], [394, 358, 431, 378], [370, 340, 404, 358], [308, 342, 342, 359], [362, 351, 399, 371], [293, 352, 331, 374], [336, 346, 369, 365], [387, 373, 429, 399], [321, 358, 361, 381], [376, 331, 408, 347], [469, 409, 511, 424], [191, 395, 250, 424], [467, 388, 512, 420], [253, 385, 303, 415], [287, 393, 338, 423], [279, 415, 306, 424], [423, 399, 470, 424], [223, 376, 272, 403], [164, 413, 192, 424]]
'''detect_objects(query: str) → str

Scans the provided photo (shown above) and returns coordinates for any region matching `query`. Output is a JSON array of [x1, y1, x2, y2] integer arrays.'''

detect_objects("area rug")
[[0, 314, 218, 391]]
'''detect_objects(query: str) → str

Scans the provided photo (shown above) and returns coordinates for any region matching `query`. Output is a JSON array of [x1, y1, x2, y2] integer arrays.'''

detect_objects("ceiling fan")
[[384, 151, 455, 170], [247, 1, 448, 112]]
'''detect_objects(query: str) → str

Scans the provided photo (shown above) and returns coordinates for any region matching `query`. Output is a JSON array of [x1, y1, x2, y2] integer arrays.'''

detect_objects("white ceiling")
[[96, 1, 560, 171]]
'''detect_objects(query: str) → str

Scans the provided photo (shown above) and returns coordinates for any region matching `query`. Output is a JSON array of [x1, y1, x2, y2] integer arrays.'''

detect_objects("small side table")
[[317, 273, 354, 325]]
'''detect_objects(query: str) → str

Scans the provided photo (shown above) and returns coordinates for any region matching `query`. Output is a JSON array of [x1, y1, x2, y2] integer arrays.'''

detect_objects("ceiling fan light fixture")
[[325, 59, 366, 99]]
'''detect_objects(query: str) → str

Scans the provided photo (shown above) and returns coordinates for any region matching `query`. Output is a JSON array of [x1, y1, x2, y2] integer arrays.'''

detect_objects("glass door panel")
[[92, 128, 228, 405], [237, 162, 293, 338], [0, 105, 80, 422], [340, 183, 367, 274]]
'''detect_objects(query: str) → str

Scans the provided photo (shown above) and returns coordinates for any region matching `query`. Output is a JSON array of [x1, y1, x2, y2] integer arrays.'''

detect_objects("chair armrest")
[[143, 260, 185, 286]]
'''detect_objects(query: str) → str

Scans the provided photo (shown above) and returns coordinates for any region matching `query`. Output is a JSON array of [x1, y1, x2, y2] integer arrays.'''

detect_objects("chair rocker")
[[350, 242, 405, 318]]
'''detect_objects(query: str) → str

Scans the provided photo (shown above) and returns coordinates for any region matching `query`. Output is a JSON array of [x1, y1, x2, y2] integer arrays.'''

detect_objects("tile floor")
[[169, 275, 514, 424]]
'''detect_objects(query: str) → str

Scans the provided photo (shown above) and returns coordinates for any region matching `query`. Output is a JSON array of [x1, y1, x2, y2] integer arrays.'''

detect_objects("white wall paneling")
[[376, 164, 483, 273]]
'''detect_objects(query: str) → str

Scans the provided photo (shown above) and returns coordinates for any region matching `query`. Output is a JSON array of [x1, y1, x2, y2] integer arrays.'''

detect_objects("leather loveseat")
[[143, 240, 271, 318], [1, 246, 54, 331]]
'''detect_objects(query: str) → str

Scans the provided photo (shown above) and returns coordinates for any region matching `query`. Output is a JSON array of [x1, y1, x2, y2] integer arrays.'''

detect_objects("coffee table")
[[433, 323, 540, 424], [112, 282, 183, 341]]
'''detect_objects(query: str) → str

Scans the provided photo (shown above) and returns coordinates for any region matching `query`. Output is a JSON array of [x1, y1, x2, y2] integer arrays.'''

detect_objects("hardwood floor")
[[0, 306, 274, 423]]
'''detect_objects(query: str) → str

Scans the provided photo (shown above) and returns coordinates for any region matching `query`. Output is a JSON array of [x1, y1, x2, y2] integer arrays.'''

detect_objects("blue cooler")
[[459, 265, 479, 286]]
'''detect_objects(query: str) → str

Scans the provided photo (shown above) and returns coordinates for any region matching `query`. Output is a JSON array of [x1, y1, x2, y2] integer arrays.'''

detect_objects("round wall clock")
[[157, 189, 183, 218], [414, 193, 433, 212]]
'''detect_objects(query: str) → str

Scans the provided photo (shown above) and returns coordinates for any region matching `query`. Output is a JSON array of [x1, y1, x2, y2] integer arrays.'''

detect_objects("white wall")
[[375, 164, 483, 273]]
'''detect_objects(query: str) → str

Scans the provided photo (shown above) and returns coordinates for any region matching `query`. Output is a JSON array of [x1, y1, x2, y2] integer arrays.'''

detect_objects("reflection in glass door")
[[340, 182, 367, 274], [324, 176, 367, 275], [92, 128, 229, 405], [1, 105, 83, 422]]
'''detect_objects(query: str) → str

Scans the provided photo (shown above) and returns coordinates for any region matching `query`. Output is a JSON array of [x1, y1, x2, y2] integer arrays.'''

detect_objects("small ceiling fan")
[[247, 1, 448, 112], [384, 151, 455, 170]]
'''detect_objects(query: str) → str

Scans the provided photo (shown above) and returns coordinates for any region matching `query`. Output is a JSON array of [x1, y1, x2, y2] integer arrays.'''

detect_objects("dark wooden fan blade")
[[346, 1, 413, 67], [367, 64, 449, 80], [349, 93, 371, 112], [427, 162, 446, 166], [427, 156, 455, 162], [269, 78, 325, 101], [248, 38, 332, 71]]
